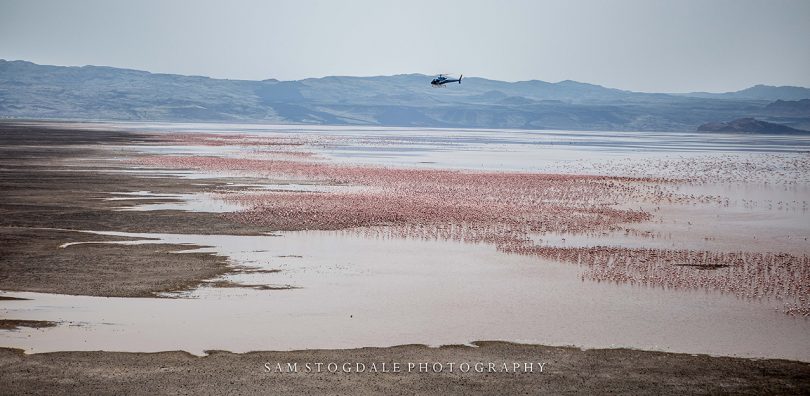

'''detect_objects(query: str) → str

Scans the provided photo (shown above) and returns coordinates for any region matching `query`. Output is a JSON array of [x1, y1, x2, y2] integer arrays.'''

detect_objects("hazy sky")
[[1, 0, 808, 92]]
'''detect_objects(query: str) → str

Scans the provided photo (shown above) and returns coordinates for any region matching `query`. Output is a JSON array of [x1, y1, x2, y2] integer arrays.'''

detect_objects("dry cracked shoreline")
[[1, 121, 809, 395]]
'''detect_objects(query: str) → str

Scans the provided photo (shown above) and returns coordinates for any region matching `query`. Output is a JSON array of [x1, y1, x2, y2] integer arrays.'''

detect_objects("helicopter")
[[430, 74, 462, 87]]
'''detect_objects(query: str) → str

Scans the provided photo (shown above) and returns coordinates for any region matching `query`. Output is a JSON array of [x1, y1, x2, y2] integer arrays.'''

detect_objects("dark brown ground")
[[1, 342, 808, 395], [0, 227, 231, 297], [1, 121, 808, 395], [0, 123, 269, 235], [0, 320, 56, 330], [0, 122, 270, 297]]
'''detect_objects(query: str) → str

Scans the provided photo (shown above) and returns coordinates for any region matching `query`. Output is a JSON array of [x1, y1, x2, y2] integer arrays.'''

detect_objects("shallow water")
[[3, 122, 809, 360], [571, 181, 810, 255], [104, 191, 248, 213], [2, 230, 809, 360], [55, 121, 810, 172]]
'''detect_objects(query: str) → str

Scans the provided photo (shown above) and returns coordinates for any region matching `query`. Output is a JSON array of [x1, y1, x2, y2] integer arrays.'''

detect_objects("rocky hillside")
[[2, 60, 809, 132]]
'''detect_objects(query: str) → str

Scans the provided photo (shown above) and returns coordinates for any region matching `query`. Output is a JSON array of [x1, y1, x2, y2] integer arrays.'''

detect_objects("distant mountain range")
[[697, 118, 806, 134], [1, 59, 809, 132], [676, 86, 810, 101]]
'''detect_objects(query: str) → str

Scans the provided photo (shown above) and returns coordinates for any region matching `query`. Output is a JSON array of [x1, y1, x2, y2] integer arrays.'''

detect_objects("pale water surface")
[[2, 230, 808, 360]]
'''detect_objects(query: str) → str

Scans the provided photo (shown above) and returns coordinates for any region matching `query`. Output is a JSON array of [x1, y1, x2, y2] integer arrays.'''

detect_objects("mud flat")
[[0, 123, 271, 297], [1, 121, 809, 394], [0, 320, 55, 330], [1, 342, 809, 395]]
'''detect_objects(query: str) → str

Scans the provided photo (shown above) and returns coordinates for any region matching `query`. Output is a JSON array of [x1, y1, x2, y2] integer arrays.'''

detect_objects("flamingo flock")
[[587, 153, 810, 185], [159, 133, 308, 147], [503, 244, 810, 316], [133, 133, 810, 316]]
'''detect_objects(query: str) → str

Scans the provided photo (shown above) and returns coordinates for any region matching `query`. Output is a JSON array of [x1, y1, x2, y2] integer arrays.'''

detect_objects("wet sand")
[[0, 320, 55, 330], [0, 227, 233, 297], [0, 123, 270, 296], [1, 121, 809, 394]]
